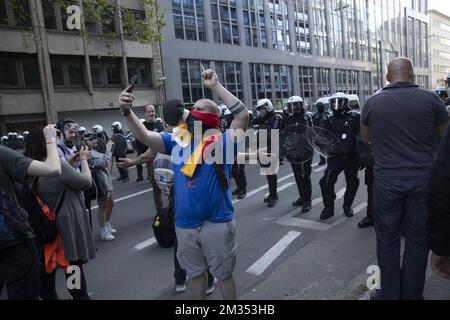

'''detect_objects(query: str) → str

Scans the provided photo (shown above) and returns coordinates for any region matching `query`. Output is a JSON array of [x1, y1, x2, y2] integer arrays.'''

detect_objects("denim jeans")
[[373, 175, 430, 300]]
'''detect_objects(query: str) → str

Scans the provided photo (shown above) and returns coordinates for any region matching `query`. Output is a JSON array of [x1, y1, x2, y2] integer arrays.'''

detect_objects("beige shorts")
[[176, 220, 237, 281]]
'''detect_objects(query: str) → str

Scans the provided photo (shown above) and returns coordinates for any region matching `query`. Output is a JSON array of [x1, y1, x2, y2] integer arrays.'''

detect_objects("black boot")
[[264, 194, 278, 203], [237, 189, 247, 200], [358, 216, 374, 228], [267, 195, 278, 208], [292, 197, 303, 207], [320, 208, 334, 220], [343, 207, 354, 218], [232, 188, 240, 196], [301, 202, 312, 213]]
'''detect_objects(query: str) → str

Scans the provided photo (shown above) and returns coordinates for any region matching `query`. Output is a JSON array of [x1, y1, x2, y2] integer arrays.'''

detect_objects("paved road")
[[47, 153, 379, 300], [3, 153, 449, 300]]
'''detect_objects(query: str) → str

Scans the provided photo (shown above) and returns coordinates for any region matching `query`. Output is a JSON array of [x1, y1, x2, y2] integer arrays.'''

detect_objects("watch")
[[121, 107, 131, 117]]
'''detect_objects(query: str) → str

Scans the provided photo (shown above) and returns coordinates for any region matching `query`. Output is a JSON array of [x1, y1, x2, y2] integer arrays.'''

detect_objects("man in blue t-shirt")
[[118, 68, 249, 300]]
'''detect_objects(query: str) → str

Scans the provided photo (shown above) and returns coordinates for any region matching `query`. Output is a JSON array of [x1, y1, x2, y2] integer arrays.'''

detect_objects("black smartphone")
[[126, 75, 139, 93]]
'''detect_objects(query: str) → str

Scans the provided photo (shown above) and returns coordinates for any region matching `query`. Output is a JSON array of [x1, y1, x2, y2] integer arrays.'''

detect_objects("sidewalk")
[[238, 211, 450, 300]]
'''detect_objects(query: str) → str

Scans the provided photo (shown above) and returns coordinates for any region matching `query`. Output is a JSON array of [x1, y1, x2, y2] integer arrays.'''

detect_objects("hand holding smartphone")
[[126, 75, 139, 93]]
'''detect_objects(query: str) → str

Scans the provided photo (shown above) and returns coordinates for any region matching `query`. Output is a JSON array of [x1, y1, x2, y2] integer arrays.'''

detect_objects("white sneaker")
[[206, 278, 218, 296], [106, 222, 117, 235], [175, 282, 187, 293], [100, 228, 115, 241]]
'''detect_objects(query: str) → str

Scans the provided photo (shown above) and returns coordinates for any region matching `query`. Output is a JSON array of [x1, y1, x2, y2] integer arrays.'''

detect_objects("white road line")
[[133, 237, 157, 251], [247, 231, 302, 276], [330, 202, 368, 228], [312, 161, 320, 168], [314, 165, 327, 172], [276, 188, 347, 231], [92, 188, 153, 210], [264, 182, 296, 197], [232, 173, 294, 204]]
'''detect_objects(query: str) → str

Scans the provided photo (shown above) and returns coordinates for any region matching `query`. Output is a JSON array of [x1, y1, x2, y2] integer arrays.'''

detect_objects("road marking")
[[232, 173, 294, 204], [330, 202, 367, 228], [247, 231, 302, 276], [92, 188, 153, 210], [133, 237, 157, 251], [314, 165, 327, 172], [276, 188, 347, 231], [264, 182, 296, 197]]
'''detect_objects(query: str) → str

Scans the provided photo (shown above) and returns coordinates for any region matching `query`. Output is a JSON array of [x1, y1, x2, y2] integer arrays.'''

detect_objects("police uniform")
[[254, 106, 283, 207], [319, 108, 360, 220], [283, 109, 314, 211], [356, 136, 374, 228], [312, 106, 331, 165]]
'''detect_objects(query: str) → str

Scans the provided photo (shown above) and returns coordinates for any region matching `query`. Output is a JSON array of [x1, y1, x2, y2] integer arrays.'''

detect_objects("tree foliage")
[[11, 0, 165, 54]]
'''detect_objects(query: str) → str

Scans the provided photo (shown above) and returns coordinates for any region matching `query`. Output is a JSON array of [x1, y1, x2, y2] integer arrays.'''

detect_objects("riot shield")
[[306, 126, 346, 159], [280, 124, 314, 164]]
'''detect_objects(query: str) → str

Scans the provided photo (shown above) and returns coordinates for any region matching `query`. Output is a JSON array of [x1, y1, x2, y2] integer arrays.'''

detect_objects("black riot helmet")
[[329, 93, 350, 117]]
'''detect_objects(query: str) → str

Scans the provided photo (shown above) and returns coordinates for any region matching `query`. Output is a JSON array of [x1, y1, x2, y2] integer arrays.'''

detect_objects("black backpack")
[[16, 179, 66, 244], [152, 207, 176, 248], [0, 189, 32, 251]]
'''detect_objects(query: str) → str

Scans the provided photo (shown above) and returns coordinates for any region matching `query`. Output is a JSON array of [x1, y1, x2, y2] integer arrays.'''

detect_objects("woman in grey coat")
[[24, 128, 95, 300]]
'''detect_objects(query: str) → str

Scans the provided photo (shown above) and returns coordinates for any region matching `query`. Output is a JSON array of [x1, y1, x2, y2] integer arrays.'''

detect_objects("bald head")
[[386, 58, 415, 83], [193, 99, 220, 115]]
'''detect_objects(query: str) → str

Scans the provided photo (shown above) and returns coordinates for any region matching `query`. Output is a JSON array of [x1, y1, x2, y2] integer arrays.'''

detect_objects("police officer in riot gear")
[[111, 121, 129, 182], [253, 99, 283, 208], [283, 96, 314, 213], [357, 137, 374, 228], [434, 86, 449, 102], [313, 102, 330, 165], [319, 93, 360, 220]]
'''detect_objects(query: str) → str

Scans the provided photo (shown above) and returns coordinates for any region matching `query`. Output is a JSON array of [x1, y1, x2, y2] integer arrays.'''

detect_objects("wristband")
[[121, 107, 132, 117]]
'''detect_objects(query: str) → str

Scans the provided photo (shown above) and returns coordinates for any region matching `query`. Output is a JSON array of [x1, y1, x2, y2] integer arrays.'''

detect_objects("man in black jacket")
[[427, 127, 450, 280]]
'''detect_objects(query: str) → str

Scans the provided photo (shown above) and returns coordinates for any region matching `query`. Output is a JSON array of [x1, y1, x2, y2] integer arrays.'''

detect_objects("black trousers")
[[232, 162, 247, 192], [291, 159, 312, 203], [115, 155, 128, 179], [0, 239, 40, 300], [267, 174, 278, 198], [319, 160, 360, 211], [365, 166, 374, 219], [40, 259, 90, 300]]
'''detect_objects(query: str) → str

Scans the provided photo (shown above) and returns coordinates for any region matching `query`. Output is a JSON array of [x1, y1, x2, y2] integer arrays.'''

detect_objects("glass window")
[[51, 64, 65, 86], [42, 0, 57, 30], [68, 62, 83, 85], [0, 0, 8, 25], [22, 58, 40, 87], [90, 65, 104, 86], [0, 56, 19, 87], [172, 0, 206, 42], [106, 63, 121, 85], [210, 0, 239, 45]]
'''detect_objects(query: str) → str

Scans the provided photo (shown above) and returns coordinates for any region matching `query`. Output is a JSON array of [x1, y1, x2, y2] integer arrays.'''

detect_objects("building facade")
[[160, 0, 430, 111], [0, 0, 163, 135], [429, 9, 450, 89]]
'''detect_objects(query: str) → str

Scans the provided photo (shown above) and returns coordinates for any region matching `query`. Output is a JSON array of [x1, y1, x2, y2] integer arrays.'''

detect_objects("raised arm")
[[118, 147, 157, 168], [118, 87, 165, 153], [202, 69, 249, 140], [27, 125, 62, 177]]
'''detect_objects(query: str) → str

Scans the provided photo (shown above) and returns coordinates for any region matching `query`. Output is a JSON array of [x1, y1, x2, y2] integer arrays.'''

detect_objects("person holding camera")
[[84, 134, 116, 242]]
